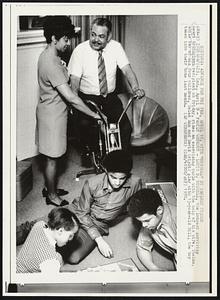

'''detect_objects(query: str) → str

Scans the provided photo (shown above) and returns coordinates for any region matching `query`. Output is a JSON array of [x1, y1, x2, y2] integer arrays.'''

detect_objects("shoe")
[[59, 199, 69, 206], [42, 188, 69, 198], [45, 196, 69, 207]]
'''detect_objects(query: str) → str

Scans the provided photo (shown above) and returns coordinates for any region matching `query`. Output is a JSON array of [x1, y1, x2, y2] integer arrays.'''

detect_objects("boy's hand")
[[95, 236, 113, 258]]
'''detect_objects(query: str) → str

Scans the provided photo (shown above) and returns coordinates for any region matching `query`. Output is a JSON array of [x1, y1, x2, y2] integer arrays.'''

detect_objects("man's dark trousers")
[[76, 91, 132, 153]]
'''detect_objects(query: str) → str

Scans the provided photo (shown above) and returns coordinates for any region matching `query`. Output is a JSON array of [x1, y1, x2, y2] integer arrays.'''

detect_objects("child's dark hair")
[[43, 16, 76, 44], [102, 150, 133, 175], [128, 188, 163, 217], [47, 207, 79, 231]]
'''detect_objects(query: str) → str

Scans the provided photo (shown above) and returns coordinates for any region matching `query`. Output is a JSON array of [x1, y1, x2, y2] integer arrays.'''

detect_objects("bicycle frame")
[[87, 95, 138, 155], [75, 95, 138, 180]]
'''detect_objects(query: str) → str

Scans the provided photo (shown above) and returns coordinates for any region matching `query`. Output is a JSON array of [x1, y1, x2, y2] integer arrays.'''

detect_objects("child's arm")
[[39, 259, 61, 273], [95, 236, 113, 258], [136, 227, 165, 271], [137, 246, 162, 271], [74, 180, 101, 240]]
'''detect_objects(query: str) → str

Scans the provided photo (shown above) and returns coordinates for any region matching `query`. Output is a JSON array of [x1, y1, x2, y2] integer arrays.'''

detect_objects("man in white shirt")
[[68, 18, 145, 164]]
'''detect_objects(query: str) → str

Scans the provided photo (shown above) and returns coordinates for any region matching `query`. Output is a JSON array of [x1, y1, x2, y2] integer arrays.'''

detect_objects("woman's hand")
[[95, 236, 113, 258], [56, 83, 101, 119], [93, 113, 102, 120], [87, 100, 107, 123]]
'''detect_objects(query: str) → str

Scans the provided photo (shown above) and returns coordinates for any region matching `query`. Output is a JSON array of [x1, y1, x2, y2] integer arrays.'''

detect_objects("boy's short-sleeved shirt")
[[16, 221, 63, 273], [137, 201, 177, 264]]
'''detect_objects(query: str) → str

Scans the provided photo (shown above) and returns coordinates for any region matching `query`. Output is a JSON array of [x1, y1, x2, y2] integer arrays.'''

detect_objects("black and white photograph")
[[2, 2, 217, 296]]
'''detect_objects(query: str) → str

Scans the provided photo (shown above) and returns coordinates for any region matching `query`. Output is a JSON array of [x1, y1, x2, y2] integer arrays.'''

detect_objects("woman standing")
[[36, 16, 99, 207]]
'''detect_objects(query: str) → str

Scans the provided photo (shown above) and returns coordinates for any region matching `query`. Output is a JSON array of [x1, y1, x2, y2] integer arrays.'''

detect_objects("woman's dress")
[[36, 48, 69, 157]]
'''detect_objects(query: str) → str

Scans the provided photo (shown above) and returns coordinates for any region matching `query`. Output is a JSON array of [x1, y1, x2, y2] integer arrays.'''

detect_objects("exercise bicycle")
[[75, 94, 138, 181]]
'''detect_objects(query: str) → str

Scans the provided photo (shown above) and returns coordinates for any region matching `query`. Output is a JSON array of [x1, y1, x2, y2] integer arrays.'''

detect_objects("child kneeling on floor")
[[16, 207, 79, 273], [128, 188, 177, 271]]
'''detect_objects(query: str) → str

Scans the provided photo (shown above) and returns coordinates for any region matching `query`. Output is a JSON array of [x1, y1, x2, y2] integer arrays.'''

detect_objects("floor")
[[16, 139, 176, 272]]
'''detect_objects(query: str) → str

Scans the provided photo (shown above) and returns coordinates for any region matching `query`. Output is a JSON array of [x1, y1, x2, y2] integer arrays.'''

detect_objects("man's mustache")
[[92, 41, 102, 45]]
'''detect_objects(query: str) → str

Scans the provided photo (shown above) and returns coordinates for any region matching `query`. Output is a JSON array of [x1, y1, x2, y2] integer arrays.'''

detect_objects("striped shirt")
[[137, 201, 177, 266], [16, 221, 63, 273]]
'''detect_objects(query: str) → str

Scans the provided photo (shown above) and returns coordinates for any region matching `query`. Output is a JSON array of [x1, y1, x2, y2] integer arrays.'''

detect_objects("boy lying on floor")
[[17, 207, 79, 273], [127, 188, 177, 271], [17, 150, 142, 265]]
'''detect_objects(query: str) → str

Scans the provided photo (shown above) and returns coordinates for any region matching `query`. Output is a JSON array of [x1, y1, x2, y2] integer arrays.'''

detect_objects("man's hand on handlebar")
[[133, 88, 145, 99]]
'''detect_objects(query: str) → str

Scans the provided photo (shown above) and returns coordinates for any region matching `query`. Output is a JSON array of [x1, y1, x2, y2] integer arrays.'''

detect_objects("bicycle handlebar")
[[87, 101, 108, 125], [87, 94, 139, 126], [117, 94, 138, 125]]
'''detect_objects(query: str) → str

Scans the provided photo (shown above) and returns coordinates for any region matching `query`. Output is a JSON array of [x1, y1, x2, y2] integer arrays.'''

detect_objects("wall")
[[17, 32, 46, 161], [124, 15, 177, 127]]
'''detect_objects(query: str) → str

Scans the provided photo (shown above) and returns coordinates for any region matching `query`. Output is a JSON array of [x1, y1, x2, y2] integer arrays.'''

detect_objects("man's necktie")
[[98, 50, 108, 97]]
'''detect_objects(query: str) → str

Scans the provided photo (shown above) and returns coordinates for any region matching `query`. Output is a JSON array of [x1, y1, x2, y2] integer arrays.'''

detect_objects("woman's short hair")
[[91, 17, 112, 34], [128, 188, 163, 217], [43, 16, 76, 44], [47, 207, 79, 231], [102, 150, 133, 175]]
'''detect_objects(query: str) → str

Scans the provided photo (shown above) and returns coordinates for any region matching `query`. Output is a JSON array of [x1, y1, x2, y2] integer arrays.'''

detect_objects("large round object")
[[118, 94, 169, 147]]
